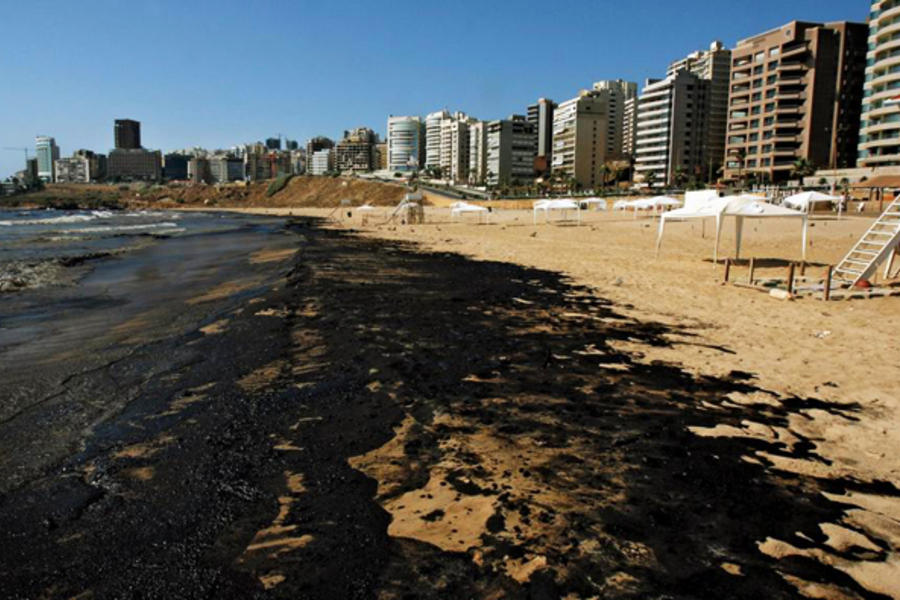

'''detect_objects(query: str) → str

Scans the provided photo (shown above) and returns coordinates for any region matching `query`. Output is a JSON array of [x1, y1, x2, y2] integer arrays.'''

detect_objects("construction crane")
[[3, 147, 30, 160]]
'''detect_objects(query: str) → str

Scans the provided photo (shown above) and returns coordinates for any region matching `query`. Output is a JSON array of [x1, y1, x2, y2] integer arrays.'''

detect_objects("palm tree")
[[644, 170, 657, 189], [791, 158, 815, 180], [599, 163, 612, 195]]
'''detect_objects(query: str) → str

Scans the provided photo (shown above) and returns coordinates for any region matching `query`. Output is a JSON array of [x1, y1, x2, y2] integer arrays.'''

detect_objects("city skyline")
[[0, 0, 867, 178]]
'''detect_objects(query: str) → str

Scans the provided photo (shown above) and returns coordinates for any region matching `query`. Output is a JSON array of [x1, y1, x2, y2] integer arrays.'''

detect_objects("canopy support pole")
[[801, 215, 808, 261], [735, 216, 744, 261]]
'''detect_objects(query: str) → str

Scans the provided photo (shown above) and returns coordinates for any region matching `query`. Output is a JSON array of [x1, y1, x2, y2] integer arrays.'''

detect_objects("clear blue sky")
[[0, 0, 868, 178]]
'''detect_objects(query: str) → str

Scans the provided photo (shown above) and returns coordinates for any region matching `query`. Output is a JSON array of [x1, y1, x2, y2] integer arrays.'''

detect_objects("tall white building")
[[591, 80, 638, 158], [623, 96, 638, 157], [860, 1, 900, 167], [35, 136, 60, 182], [468, 121, 488, 186], [386, 116, 424, 172], [425, 110, 449, 169]]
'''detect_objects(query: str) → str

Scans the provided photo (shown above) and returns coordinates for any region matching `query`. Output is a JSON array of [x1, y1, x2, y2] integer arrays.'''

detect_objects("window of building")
[[765, 102, 776, 112]]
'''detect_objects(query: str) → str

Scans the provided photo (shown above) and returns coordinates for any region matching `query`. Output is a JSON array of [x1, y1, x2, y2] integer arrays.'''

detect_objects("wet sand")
[[1, 214, 898, 598]]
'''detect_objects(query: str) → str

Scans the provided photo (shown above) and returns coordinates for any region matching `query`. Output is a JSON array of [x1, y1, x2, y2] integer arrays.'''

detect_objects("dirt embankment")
[[3, 177, 411, 210]]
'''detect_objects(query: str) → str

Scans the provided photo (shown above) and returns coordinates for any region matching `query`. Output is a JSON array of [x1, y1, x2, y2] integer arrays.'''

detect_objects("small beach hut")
[[450, 201, 490, 223], [656, 194, 808, 262], [533, 199, 580, 225]]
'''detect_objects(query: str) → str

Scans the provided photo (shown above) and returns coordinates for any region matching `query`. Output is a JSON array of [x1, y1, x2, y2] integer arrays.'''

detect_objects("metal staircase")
[[833, 198, 900, 288]]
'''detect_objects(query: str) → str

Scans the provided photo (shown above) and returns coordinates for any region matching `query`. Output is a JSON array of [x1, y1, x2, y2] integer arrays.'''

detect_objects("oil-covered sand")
[[0, 216, 897, 599]]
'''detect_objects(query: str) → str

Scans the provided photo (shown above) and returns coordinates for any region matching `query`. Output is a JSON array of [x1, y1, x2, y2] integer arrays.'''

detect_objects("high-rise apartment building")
[[334, 128, 376, 172], [373, 142, 388, 170], [667, 41, 732, 178], [114, 119, 141, 150], [440, 118, 473, 183], [634, 71, 710, 186], [468, 121, 488, 186], [108, 149, 162, 182], [592, 80, 638, 159], [425, 110, 449, 169], [386, 116, 424, 172], [551, 90, 611, 190], [486, 115, 536, 187], [725, 21, 868, 182], [859, 2, 900, 167], [623, 96, 638, 157], [35, 136, 60, 182], [527, 98, 557, 177]]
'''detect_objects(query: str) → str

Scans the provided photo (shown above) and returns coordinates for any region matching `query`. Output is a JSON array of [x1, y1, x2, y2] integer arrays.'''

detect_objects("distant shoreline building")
[[592, 80, 638, 160], [114, 119, 141, 150], [334, 128, 376, 172], [35, 136, 60, 182], [309, 148, 334, 175]]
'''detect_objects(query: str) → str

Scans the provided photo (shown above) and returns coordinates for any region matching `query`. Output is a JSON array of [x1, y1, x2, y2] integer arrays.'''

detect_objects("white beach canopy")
[[450, 201, 490, 222], [533, 199, 581, 224], [357, 203, 377, 211], [579, 197, 608, 210], [656, 193, 808, 262], [782, 191, 840, 213]]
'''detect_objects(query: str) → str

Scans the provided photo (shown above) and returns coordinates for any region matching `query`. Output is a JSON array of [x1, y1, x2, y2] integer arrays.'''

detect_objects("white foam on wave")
[[67, 222, 181, 234], [0, 214, 97, 226]]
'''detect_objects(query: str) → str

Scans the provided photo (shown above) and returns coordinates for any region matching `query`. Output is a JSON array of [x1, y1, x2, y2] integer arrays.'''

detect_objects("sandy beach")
[[207, 204, 900, 597], [1, 203, 898, 598]]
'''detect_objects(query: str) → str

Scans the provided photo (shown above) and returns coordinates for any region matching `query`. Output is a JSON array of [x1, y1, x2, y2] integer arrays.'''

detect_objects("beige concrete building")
[[592, 80, 638, 159], [724, 21, 868, 182], [667, 41, 732, 179], [527, 98, 557, 177], [468, 121, 488, 186], [551, 90, 612, 190], [859, 1, 900, 167]]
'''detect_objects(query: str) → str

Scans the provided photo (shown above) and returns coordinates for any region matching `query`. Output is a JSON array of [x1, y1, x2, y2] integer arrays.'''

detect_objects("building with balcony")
[[592, 80, 638, 159], [859, 1, 900, 167], [468, 121, 488, 185], [424, 110, 449, 169], [527, 98, 557, 177], [386, 116, 424, 172], [440, 118, 473, 183], [623, 96, 638, 157], [486, 115, 536, 187], [667, 41, 732, 179], [725, 21, 868, 182], [108, 149, 162, 182], [634, 71, 710, 186], [551, 90, 611, 190]]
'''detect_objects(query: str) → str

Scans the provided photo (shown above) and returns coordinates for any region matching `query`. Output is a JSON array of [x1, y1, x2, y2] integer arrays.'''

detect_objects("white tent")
[[450, 201, 490, 223], [579, 197, 608, 211], [533, 199, 581, 224], [618, 196, 682, 218], [358, 204, 377, 211], [656, 194, 808, 262], [783, 191, 840, 213]]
